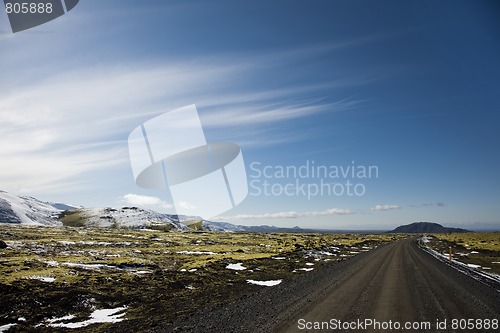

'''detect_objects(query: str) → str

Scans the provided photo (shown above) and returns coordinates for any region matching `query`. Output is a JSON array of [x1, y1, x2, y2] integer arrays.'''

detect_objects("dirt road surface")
[[277, 238, 499, 332]]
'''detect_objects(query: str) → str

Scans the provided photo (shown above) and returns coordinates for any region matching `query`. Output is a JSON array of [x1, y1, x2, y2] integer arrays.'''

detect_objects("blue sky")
[[0, 0, 499, 230]]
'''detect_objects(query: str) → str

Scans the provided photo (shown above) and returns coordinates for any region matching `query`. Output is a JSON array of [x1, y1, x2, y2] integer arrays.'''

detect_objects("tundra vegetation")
[[0, 225, 404, 332]]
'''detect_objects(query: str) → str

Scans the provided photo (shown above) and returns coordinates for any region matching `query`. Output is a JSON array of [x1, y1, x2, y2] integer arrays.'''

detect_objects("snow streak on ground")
[[246, 279, 282, 286], [46, 307, 127, 329], [418, 237, 500, 289], [0, 323, 16, 332], [63, 262, 120, 270], [176, 251, 216, 255], [226, 263, 246, 270], [28, 276, 55, 282], [293, 268, 314, 272]]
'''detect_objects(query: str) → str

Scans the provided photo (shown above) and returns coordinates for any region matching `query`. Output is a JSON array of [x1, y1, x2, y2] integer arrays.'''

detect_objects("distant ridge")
[[203, 221, 314, 233], [390, 222, 469, 233]]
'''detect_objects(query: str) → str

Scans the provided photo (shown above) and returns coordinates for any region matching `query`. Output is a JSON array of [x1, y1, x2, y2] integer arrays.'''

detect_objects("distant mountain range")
[[203, 221, 315, 233], [0, 190, 309, 233], [0, 191, 473, 233], [389, 222, 469, 233]]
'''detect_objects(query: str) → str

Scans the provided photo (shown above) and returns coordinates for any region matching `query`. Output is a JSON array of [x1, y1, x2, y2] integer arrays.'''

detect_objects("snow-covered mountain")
[[67, 207, 190, 230], [0, 190, 200, 230], [0, 190, 65, 225], [0, 190, 308, 232]]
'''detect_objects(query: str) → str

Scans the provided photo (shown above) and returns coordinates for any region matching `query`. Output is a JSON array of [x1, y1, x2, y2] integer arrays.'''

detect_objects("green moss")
[[148, 223, 174, 232], [0, 225, 412, 332], [186, 221, 203, 230], [59, 210, 87, 227], [433, 232, 500, 252]]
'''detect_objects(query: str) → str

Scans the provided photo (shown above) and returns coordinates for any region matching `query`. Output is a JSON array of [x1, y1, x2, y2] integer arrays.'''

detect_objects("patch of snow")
[[29, 276, 55, 282], [134, 270, 153, 274], [45, 261, 59, 267], [305, 263, 314, 266], [0, 323, 17, 332], [226, 263, 246, 270], [58, 241, 76, 245], [293, 268, 314, 272], [272, 257, 286, 260], [246, 279, 282, 286], [47, 314, 75, 324], [470, 251, 479, 254], [176, 251, 216, 255], [349, 251, 360, 254], [180, 268, 197, 273], [467, 264, 481, 269], [47, 307, 127, 328], [63, 263, 118, 270], [492, 262, 500, 264], [482, 267, 491, 270], [420, 236, 432, 243]]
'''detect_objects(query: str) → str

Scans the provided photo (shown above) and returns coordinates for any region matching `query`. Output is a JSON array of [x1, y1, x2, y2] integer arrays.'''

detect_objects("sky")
[[0, 0, 499, 230]]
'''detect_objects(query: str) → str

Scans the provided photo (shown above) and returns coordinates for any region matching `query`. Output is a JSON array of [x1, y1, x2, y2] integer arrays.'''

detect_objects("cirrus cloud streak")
[[216, 208, 353, 221], [371, 204, 401, 211]]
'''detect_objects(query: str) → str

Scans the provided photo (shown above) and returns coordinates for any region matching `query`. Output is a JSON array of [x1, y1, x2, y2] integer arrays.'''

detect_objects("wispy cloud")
[[409, 202, 446, 208], [200, 99, 359, 128], [371, 204, 401, 211], [0, 43, 368, 195], [177, 201, 197, 210], [121, 193, 172, 210], [1, 147, 126, 194], [216, 208, 353, 221], [0, 62, 240, 194]]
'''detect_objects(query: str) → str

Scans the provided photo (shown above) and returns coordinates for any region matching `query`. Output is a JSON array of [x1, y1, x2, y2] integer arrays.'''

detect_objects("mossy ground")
[[0, 225, 405, 332]]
